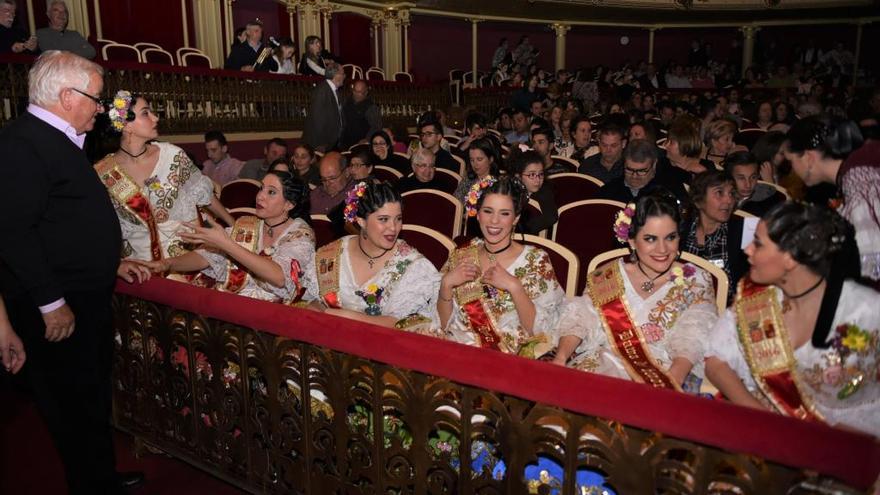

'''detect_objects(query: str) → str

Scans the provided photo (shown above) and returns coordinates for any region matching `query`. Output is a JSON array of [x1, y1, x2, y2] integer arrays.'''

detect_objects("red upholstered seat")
[[399, 224, 455, 271], [219, 179, 261, 210], [552, 199, 625, 295], [401, 190, 462, 239], [142, 48, 174, 66], [102, 43, 141, 63], [227, 207, 256, 219], [547, 173, 603, 207], [310, 214, 336, 248], [181, 52, 212, 68], [429, 168, 460, 195], [519, 234, 580, 297], [373, 165, 402, 183], [549, 156, 578, 174]]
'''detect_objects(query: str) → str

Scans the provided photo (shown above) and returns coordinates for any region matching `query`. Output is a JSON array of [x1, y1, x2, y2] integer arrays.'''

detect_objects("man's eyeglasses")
[[70, 88, 105, 107], [624, 164, 655, 176], [320, 173, 342, 183], [522, 172, 544, 180]]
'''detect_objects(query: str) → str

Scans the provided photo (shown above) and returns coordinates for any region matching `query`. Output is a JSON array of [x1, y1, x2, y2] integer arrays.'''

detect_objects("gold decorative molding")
[[551, 22, 571, 37]]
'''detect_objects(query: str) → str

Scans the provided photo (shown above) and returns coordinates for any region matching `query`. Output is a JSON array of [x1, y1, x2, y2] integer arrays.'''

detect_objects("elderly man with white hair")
[[0, 51, 148, 494], [36, 0, 96, 59]]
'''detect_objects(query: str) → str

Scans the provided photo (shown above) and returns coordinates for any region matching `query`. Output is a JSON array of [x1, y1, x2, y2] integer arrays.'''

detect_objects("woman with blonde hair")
[[701, 118, 737, 169]]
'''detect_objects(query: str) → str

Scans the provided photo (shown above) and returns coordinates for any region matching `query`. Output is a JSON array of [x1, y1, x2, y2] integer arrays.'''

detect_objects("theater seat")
[[734, 128, 766, 150], [401, 190, 462, 239], [142, 48, 174, 66], [373, 165, 403, 183], [102, 43, 141, 63], [523, 198, 548, 238], [552, 199, 625, 295], [228, 207, 256, 219], [181, 52, 212, 68], [547, 173, 604, 207], [400, 224, 455, 271], [310, 214, 336, 248], [432, 168, 460, 195], [588, 248, 729, 314], [549, 156, 578, 174], [219, 179, 261, 209]]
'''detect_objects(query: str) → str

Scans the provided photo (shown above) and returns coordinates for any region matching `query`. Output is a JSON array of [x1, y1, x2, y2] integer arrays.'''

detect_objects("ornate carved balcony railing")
[[0, 54, 446, 135], [112, 277, 878, 495]]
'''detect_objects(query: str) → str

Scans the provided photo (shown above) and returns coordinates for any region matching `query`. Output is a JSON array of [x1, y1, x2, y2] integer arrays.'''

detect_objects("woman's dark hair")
[[368, 130, 392, 160], [268, 157, 290, 173], [292, 142, 316, 160], [95, 93, 147, 154], [689, 169, 734, 206], [629, 189, 682, 238], [267, 171, 310, 221], [751, 130, 786, 165], [475, 176, 527, 217], [466, 137, 501, 180], [303, 35, 322, 61], [762, 201, 849, 277], [785, 114, 864, 161], [355, 181, 401, 219], [509, 150, 543, 176]]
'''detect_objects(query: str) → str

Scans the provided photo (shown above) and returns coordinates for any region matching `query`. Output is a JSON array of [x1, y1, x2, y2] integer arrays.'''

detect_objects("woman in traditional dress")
[[705, 202, 879, 436], [783, 114, 879, 282], [314, 181, 440, 327], [438, 176, 564, 357], [552, 191, 719, 392], [143, 171, 318, 304], [94, 90, 234, 262]]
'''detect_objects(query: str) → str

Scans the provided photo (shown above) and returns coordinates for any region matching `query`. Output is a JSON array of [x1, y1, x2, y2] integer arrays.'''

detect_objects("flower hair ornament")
[[343, 181, 369, 223], [107, 90, 135, 132], [465, 176, 497, 217], [613, 202, 636, 243]]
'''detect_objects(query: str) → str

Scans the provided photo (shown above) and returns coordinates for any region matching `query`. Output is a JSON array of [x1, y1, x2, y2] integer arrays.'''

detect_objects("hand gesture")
[[24, 36, 37, 51], [759, 161, 775, 183], [482, 263, 521, 293], [0, 324, 26, 374], [140, 258, 171, 274], [43, 304, 75, 342], [178, 220, 231, 252], [117, 259, 153, 283], [442, 260, 480, 290]]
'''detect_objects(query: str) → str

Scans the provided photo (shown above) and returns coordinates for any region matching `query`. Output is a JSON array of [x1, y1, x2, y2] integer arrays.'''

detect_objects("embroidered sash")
[[316, 239, 344, 308], [222, 216, 261, 293], [95, 158, 162, 261], [289, 259, 306, 304], [452, 244, 502, 351], [587, 262, 681, 390], [735, 278, 823, 422]]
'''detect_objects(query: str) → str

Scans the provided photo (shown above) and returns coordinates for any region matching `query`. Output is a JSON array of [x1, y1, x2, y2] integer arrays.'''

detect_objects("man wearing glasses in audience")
[[598, 139, 689, 206], [397, 148, 445, 194], [310, 151, 354, 215], [417, 119, 459, 173]]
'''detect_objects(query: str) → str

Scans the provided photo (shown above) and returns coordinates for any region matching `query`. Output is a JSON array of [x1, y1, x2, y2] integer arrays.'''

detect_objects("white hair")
[[28, 50, 103, 107], [411, 147, 436, 166], [46, 0, 67, 14]]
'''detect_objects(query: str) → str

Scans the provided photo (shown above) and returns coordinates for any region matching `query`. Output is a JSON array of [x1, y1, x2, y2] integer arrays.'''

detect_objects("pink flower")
[[682, 264, 696, 277], [823, 365, 843, 385], [640, 323, 665, 344]]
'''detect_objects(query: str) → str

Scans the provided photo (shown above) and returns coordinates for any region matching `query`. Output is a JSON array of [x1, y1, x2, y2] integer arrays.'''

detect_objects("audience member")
[[504, 107, 531, 144], [271, 37, 296, 74], [530, 127, 566, 176], [240, 137, 288, 181], [579, 123, 627, 183], [417, 119, 459, 173], [701, 118, 737, 168], [310, 151, 354, 215], [598, 139, 688, 205], [0, 0, 36, 53], [289, 143, 321, 186], [36, 1, 95, 59], [368, 129, 410, 176], [724, 151, 782, 217], [348, 150, 379, 183], [340, 80, 382, 149], [512, 150, 558, 235], [303, 63, 346, 152], [454, 137, 501, 205], [299, 35, 337, 76], [397, 148, 445, 193], [202, 130, 244, 186], [223, 19, 278, 72], [665, 117, 711, 183]]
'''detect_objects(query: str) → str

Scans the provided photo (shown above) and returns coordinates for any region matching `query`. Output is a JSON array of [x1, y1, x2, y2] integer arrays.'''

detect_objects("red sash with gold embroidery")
[[289, 259, 306, 304], [95, 158, 162, 260], [452, 244, 502, 351], [316, 239, 344, 308], [587, 262, 680, 390], [735, 278, 823, 422], [222, 216, 261, 293]]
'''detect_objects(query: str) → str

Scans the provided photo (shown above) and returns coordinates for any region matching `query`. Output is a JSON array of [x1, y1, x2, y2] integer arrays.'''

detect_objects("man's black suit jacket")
[[304, 80, 342, 152], [0, 112, 121, 305]]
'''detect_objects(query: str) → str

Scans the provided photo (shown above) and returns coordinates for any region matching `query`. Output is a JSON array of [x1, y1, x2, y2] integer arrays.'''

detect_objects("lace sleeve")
[[666, 269, 718, 369], [705, 308, 754, 388], [384, 257, 441, 322], [178, 149, 214, 207], [253, 228, 317, 301], [196, 247, 229, 282], [551, 295, 602, 346], [528, 249, 566, 335]]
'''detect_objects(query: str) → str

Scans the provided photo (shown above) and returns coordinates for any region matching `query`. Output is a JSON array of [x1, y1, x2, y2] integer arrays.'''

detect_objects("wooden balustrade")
[[111, 277, 878, 494], [0, 55, 447, 135]]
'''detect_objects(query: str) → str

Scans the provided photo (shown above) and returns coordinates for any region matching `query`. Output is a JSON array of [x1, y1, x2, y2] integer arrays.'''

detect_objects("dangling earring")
[[629, 250, 637, 263], [361, 229, 368, 239]]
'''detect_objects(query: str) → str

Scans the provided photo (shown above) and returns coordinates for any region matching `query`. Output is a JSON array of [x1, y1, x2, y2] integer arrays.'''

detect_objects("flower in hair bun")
[[613, 203, 636, 243], [465, 176, 497, 217], [343, 181, 368, 223], [107, 90, 134, 133]]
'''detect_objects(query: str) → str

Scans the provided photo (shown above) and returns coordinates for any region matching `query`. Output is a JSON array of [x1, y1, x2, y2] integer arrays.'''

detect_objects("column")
[[227, 0, 236, 56], [401, 10, 410, 73], [93, 0, 103, 39], [551, 23, 570, 72], [740, 25, 759, 76], [293, 0, 321, 46], [180, 0, 189, 48], [320, 4, 333, 51], [381, 9, 404, 76], [852, 21, 864, 86], [469, 18, 482, 87], [648, 28, 657, 64], [25, 0, 35, 34], [371, 12, 382, 69], [192, 0, 224, 68]]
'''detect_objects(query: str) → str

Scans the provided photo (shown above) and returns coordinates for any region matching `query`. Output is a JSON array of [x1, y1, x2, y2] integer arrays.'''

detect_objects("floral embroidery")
[[355, 284, 385, 316], [648, 265, 711, 330], [641, 323, 665, 344], [803, 322, 879, 400]]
